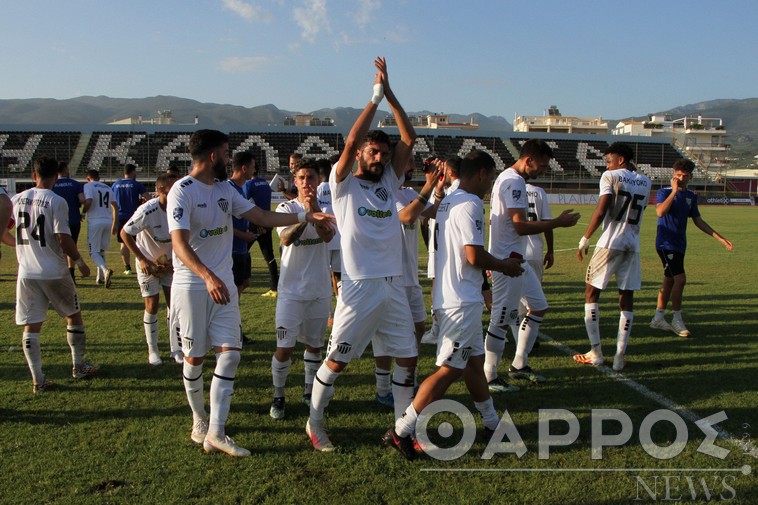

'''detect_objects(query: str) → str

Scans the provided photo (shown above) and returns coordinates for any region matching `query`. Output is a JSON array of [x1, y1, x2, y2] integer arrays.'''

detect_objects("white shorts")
[[137, 268, 173, 298], [87, 221, 111, 256], [586, 247, 641, 291], [405, 284, 427, 324], [491, 262, 548, 327], [327, 277, 415, 363], [329, 249, 341, 274], [16, 276, 81, 325], [435, 303, 485, 369], [275, 296, 329, 349], [526, 258, 544, 283], [171, 287, 242, 358]]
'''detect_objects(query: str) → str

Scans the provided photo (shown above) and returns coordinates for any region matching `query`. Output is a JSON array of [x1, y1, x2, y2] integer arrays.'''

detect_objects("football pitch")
[[0, 204, 755, 504]]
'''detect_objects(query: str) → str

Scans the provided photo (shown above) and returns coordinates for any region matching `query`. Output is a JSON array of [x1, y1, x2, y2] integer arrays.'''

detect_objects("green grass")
[[0, 205, 756, 504]]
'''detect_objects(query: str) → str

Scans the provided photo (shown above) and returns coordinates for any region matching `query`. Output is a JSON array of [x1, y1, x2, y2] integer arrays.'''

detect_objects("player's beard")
[[213, 160, 228, 181], [362, 162, 384, 182]]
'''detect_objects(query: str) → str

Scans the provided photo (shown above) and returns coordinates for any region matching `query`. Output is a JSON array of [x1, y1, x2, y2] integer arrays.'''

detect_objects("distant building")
[[614, 113, 729, 173], [108, 110, 198, 126], [514, 105, 608, 134], [283, 114, 334, 127], [378, 113, 479, 130]]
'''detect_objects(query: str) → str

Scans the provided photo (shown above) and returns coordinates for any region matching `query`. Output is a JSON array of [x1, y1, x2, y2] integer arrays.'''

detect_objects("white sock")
[[182, 361, 205, 422], [208, 350, 240, 439], [484, 324, 507, 382], [394, 403, 418, 438], [375, 366, 392, 397], [90, 251, 106, 272], [66, 326, 86, 368], [617, 311, 633, 357], [144, 311, 159, 353], [512, 314, 543, 369], [22, 333, 44, 384], [392, 365, 415, 421], [672, 310, 684, 323], [654, 308, 666, 320], [474, 398, 499, 431], [310, 365, 340, 423], [303, 350, 321, 395], [271, 355, 291, 398], [584, 303, 602, 352]]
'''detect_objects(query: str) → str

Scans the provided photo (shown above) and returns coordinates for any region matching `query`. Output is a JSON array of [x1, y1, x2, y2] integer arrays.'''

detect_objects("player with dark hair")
[[574, 142, 651, 371], [269, 158, 335, 419], [650, 158, 732, 337], [112, 163, 150, 275], [305, 57, 417, 452], [12, 157, 96, 392], [168, 129, 332, 457], [121, 172, 182, 366], [83, 169, 118, 287], [385, 150, 523, 459], [485, 139, 579, 389], [52, 161, 85, 282]]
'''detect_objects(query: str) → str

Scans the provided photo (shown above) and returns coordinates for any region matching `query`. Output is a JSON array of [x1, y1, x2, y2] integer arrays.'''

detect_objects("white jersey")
[[122, 197, 172, 265], [317, 180, 341, 252], [524, 184, 553, 261], [426, 178, 460, 278], [329, 164, 403, 281], [395, 186, 429, 287], [11, 188, 70, 279], [489, 167, 527, 259], [596, 168, 651, 252], [167, 176, 255, 289], [432, 188, 486, 309], [83, 181, 116, 224], [275, 199, 331, 300]]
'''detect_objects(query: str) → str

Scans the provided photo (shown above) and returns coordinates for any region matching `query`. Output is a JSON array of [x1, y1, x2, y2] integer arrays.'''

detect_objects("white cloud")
[[353, 0, 381, 27], [293, 0, 330, 43], [222, 0, 272, 22], [220, 56, 270, 73]]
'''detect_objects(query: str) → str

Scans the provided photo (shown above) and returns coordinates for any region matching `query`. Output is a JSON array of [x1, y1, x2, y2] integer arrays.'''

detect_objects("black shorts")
[[70, 222, 81, 243], [232, 253, 252, 286], [115, 220, 127, 243], [657, 249, 685, 277]]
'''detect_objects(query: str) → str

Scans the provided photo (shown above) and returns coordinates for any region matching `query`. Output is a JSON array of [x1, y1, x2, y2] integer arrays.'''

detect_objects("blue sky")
[[2, 0, 757, 120]]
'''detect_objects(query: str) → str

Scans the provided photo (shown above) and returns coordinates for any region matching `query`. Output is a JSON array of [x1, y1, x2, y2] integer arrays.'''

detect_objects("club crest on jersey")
[[512, 189, 522, 201], [686, 197, 692, 207], [375, 187, 389, 202], [217, 198, 229, 213], [173, 207, 184, 221]]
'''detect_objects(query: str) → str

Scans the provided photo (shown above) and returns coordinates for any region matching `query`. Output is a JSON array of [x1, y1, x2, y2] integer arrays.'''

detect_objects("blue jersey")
[[243, 177, 272, 211], [52, 177, 83, 225], [228, 179, 252, 255], [655, 187, 700, 253], [112, 178, 147, 221]]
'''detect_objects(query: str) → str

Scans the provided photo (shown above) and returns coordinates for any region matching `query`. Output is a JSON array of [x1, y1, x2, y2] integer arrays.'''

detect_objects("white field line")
[[539, 330, 758, 460]]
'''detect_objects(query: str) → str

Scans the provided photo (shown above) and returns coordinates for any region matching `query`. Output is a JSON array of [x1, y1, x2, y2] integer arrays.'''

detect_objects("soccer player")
[[82, 169, 118, 287], [269, 158, 335, 420], [305, 57, 417, 452], [277, 152, 301, 201], [649, 159, 733, 337], [12, 157, 97, 392], [385, 150, 524, 459], [167, 129, 332, 457], [52, 161, 85, 282], [228, 152, 256, 297], [120, 172, 181, 366], [112, 164, 150, 275], [574, 142, 651, 371], [485, 140, 580, 390], [372, 156, 445, 406], [242, 156, 280, 298]]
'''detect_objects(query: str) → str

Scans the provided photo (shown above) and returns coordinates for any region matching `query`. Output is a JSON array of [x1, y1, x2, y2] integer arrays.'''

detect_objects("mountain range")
[[0, 96, 755, 166]]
